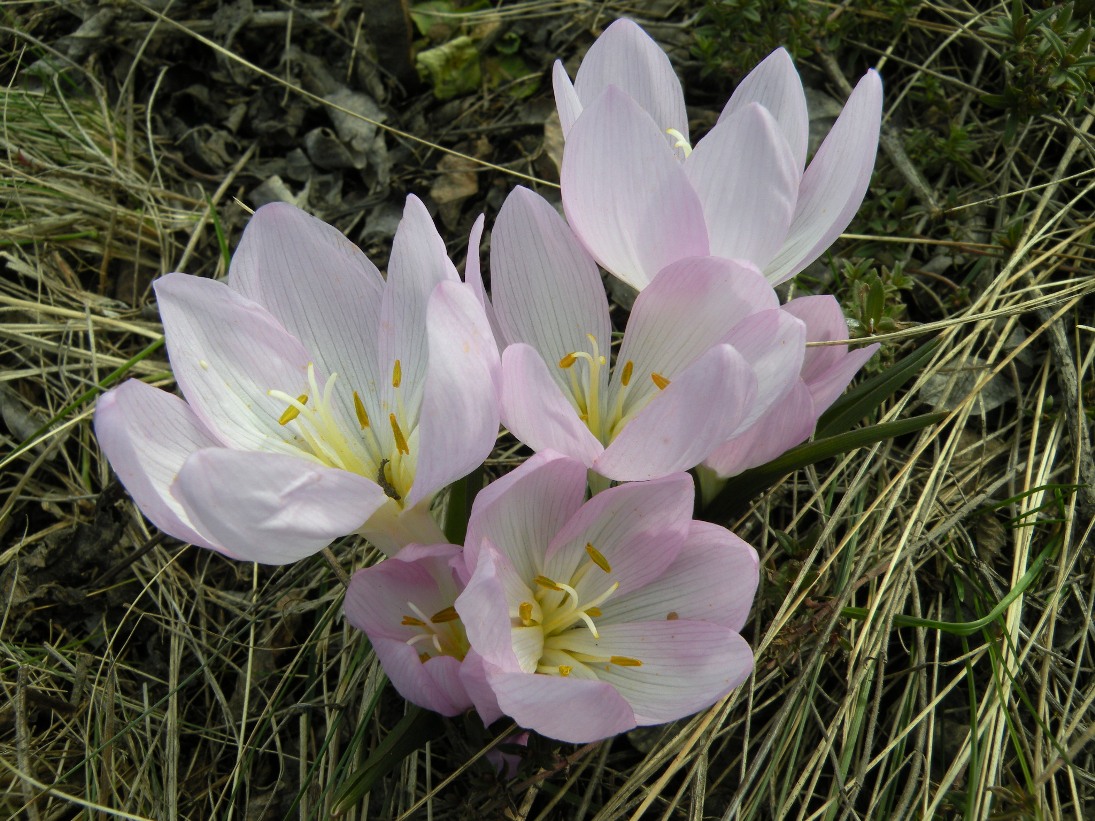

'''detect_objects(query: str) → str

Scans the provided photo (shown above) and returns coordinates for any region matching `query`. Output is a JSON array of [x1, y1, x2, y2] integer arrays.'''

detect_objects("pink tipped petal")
[[720, 48, 809, 172], [559, 621, 753, 724], [804, 343, 879, 411], [615, 256, 777, 414], [703, 381, 816, 477], [463, 452, 587, 579], [684, 104, 799, 266], [552, 61, 584, 136], [764, 70, 883, 284], [595, 344, 756, 481], [500, 344, 604, 468], [543, 473, 693, 598], [407, 282, 500, 509], [225, 202, 384, 405], [173, 449, 388, 564], [154, 273, 316, 452], [720, 309, 806, 429], [94, 380, 223, 552], [491, 187, 610, 366], [484, 665, 636, 743], [571, 19, 688, 142], [562, 87, 709, 290], [601, 520, 759, 631]]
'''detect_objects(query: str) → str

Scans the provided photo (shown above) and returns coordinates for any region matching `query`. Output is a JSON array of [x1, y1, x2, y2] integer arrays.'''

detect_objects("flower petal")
[[173, 449, 388, 564], [500, 344, 605, 468], [684, 104, 798, 267], [595, 343, 756, 481], [558, 620, 753, 724], [720, 308, 806, 430], [562, 87, 709, 290], [490, 187, 610, 374], [407, 282, 500, 510], [457, 541, 532, 672], [462, 213, 503, 345], [703, 380, 816, 477], [154, 273, 318, 452], [601, 520, 759, 631], [719, 47, 809, 173], [570, 19, 688, 142], [552, 60, 585, 136], [370, 637, 473, 716], [764, 70, 883, 284], [94, 380, 223, 552]]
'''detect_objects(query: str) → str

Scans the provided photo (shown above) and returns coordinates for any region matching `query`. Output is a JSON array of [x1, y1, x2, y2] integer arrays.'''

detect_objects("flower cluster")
[[95, 20, 881, 748]]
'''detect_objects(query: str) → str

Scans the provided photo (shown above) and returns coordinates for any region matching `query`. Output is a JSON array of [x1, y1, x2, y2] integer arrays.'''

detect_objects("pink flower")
[[554, 19, 883, 290], [489, 186, 806, 482], [454, 451, 758, 743], [95, 198, 499, 563], [704, 296, 880, 478]]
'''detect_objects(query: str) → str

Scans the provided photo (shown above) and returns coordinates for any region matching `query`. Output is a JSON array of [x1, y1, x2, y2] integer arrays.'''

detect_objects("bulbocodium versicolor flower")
[[344, 451, 759, 744], [95, 198, 499, 563], [554, 18, 883, 291]]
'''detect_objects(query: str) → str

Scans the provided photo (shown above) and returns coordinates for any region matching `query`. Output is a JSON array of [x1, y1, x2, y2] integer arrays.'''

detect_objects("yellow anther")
[[401, 615, 426, 627], [586, 607, 602, 617], [519, 601, 533, 625], [534, 575, 563, 592], [278, 394, 308, 425], [353, 391, 370, 428], [651, 372, 670, 390], [430, 606, 459, 623], [666, 611, 679, 621], [585, 543, 612, 573], [392, 359, 402, 388], [620, 360, 634, 387], [559, 665, 573, 677], [609, 656, 643, 667], [559, 352, 577, 369], [389, 413, 410, 455], [418, 652, 431, 663]]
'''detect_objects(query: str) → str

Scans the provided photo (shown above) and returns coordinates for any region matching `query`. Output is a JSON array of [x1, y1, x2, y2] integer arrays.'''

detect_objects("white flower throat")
[[268, 360, 415, 504]]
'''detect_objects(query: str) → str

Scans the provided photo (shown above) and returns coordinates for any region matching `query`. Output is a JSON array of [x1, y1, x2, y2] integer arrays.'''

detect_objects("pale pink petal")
[[542, 473, 693, 600], [601, 520, 759, 631], [720, 309, 806, 430], [552, 61, 584, 135], [94, 380, 223, 552], [684, 104, 798, 267], [570, 19, 688, 143], [462, 451, 587, 579], [561, 87, 709, 291], [557, 621, 753, 724], [703, 381, 816, 477], [764, 70, 883, 284], [500, 344, 604, 468], [173, 449, 388, 564], [225, 202, 384, 419], [462, 213, 503, 346], [371, 638, 473, 716], [456, 542, 530, 672], [719, 48, 809, 172], [595, 344, 756, 481], [407, 282, 500, 509], [613, 256, 777, 415], [461, 650, 504, 726], [483, 663, 636, 743], [490, 187, 610, 375], [804, 343, 879, 411], [154, 273, 318, 452]]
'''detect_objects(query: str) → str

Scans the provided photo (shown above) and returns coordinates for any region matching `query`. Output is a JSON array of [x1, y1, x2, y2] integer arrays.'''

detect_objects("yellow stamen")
[[519, 601, 533, 625], [389, 413, 410, 455], [620, 360, 634, 387], [278, 394, 308, 425], [610, 656, 643, 667], [430, 606, 459, 623], [665, 127, 693, 156], [559, 352, 577, 369], [559, 665, 572, 677], [534, 575, 563, 592], [353, 391, 370, 428], [651, 372, 670, 390], [586, 607, 602, 617], [392, 359, 402, 388], [402, 616, 426, 627], [585, 543, 612, 573]]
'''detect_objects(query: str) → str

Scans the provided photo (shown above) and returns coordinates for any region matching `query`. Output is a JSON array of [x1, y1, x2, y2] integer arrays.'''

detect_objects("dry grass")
[[2, 1, 1094, 819]]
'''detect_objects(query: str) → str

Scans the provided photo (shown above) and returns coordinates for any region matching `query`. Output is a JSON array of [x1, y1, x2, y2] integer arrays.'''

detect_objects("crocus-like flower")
[[554, 19, 883, 290], [490, 186, 806, 482], [454, 451, 758, 743], [95, 198, 499, 563]]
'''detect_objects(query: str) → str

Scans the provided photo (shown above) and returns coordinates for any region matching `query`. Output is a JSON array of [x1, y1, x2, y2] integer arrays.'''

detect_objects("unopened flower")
[[490, 186, 805, 482], [455, 451, 758, 743], [554, 19, 883, 290], [95, 198, 499, 563]]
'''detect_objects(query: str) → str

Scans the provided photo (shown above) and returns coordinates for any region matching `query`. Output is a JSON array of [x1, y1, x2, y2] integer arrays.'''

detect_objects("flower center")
[[402, 601, 469, 663], [516, 543, 642, 677]]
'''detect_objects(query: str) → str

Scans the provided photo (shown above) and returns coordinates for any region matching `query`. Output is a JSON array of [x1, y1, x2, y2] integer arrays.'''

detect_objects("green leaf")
[[416, 36, 481, 100], [443, 467, 482, 545]]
